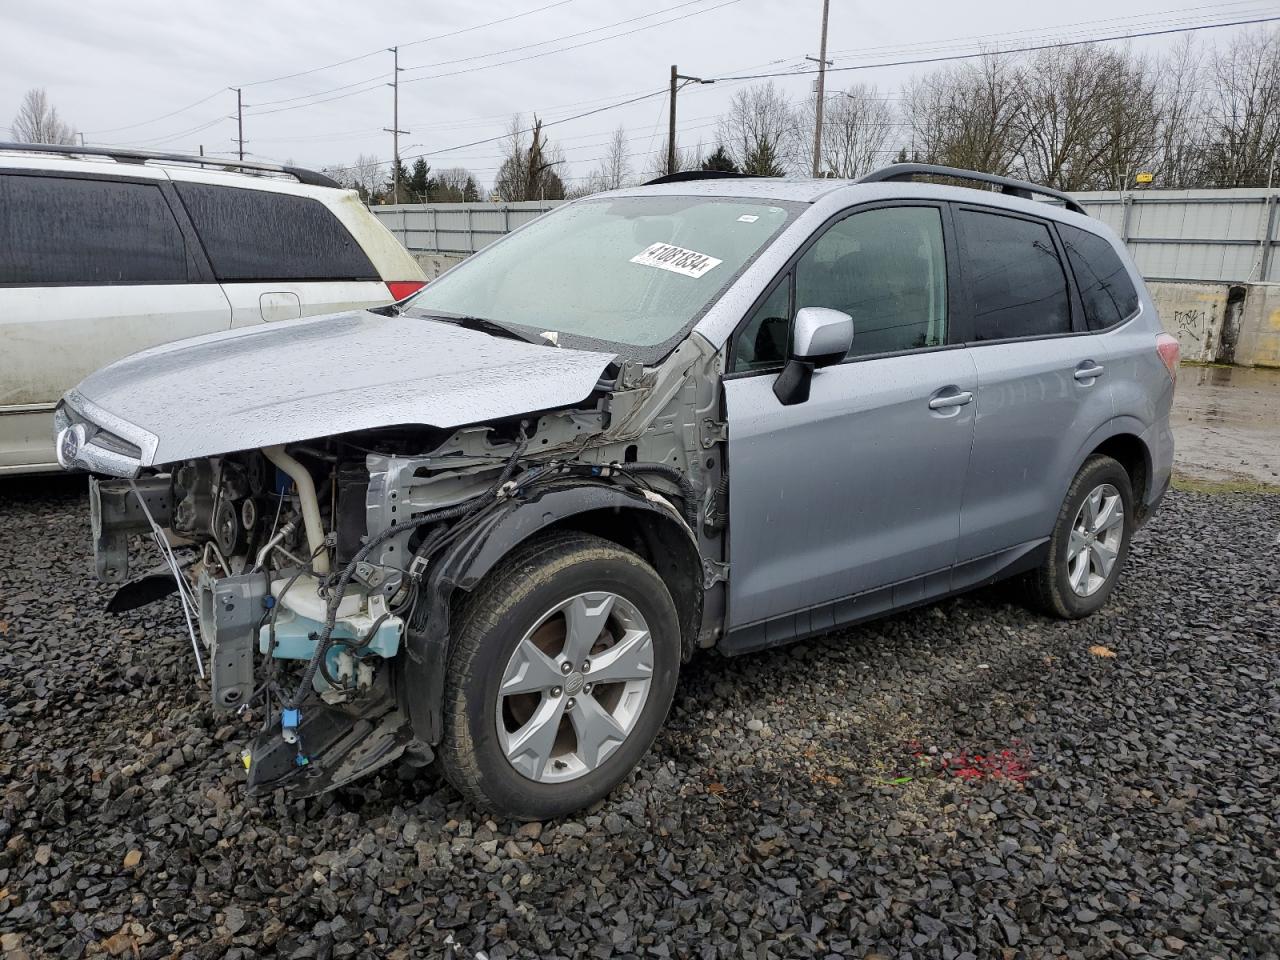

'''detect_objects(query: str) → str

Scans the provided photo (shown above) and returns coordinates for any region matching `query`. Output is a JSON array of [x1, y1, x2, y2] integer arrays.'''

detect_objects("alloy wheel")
[[495, 591, 654, 783], [1066, 482, 1125, 597]]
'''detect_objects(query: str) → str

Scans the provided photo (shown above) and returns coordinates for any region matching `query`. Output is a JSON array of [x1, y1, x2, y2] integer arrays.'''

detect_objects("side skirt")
[[718, 538, 1049, 656]]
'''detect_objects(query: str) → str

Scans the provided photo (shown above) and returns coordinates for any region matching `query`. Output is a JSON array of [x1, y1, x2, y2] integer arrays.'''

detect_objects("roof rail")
[[643, 170, 759, 186], [856, 163, 1087, 216], [0, 141, 341, 188]]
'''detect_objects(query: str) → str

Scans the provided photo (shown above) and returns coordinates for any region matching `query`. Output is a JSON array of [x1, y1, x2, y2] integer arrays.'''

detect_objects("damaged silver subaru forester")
[[57, 165, 1176, 819]]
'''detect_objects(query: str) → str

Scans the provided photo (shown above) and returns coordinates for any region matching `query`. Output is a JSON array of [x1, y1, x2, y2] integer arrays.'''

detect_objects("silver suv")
[[59, 164, 1178, 820]]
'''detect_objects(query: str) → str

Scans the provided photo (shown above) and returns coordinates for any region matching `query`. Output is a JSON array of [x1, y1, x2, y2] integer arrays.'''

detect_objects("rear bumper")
[[1140, 417, 1175, 524]]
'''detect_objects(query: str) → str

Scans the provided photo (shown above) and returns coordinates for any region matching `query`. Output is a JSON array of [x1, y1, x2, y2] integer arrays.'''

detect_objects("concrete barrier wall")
[[1234, 284, 1280, 368], [1148, 281, 1231, 363], [412, 252, 467, 280], [1147, 280, 1279, 368]]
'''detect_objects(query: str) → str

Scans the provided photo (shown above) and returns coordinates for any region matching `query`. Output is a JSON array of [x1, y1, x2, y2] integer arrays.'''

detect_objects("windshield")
[[406, 195, 797, 354]]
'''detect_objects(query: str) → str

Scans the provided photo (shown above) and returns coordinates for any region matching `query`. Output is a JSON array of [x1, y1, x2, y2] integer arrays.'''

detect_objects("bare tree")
[[645, 136, 702, 180], [1015, 45, 1161, 191], [11, 88, 77, 145], [574, 126, 635, 196], [1199, 27, 1280, 187], [1151, 36, 1208, 188], [493, 114, 566, 201], [795, 83, 894, 178], [434, 167, 480, 201], [905, 55, 1025, 175], [601, 125, 631, 190], [717, 82, 794, 176], [349, 154, 383, 201]]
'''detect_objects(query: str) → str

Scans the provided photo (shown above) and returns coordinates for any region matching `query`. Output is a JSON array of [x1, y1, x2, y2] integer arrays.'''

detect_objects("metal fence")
[[374, 190, 1280, 284], [372, 201, 564, 256], [1073, 188, 1279, 284]]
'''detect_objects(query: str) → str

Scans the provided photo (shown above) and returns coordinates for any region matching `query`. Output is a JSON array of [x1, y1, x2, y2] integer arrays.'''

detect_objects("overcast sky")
[[4, 0, 1277, 189]]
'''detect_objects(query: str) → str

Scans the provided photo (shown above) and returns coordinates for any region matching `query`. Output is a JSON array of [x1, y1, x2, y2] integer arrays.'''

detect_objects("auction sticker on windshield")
[[630, 242, 723, 279]]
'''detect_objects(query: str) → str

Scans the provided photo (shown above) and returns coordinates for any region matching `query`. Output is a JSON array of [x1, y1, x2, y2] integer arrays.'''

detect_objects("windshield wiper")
[[416, 311, 554, 347]]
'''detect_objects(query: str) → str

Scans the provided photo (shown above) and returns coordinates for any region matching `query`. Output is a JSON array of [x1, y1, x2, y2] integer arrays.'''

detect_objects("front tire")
[[439, 531, 680, 820], [1027, 455, 1134, 619]]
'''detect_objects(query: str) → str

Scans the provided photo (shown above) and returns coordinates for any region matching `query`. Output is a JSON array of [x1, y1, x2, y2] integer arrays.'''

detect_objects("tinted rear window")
[[959, 208, 1071, 341], [0, 174, 188, 285], [174, 182, 377, 282], [1058, 223, 1140, 330]]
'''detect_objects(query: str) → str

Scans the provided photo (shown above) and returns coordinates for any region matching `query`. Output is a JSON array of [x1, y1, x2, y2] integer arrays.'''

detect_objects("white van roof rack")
[[0, 141, 340, 188]]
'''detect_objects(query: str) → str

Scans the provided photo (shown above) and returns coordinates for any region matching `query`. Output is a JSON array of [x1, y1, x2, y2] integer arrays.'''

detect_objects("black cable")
[[282, 429, 530, 709], [613, 462, 700, 527]]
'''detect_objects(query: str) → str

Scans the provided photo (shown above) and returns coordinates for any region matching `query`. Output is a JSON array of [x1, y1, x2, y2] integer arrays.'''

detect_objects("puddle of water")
[[1173, 364, 1280, 486]]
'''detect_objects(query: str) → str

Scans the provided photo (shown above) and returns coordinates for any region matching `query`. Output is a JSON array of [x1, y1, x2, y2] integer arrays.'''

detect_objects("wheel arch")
[[1065, 417, 1153, 515], [400, 482, 704, 746]]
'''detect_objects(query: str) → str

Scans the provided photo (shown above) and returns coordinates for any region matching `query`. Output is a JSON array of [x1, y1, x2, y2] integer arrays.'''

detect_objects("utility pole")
[[668, 65, 715, 176], [232, 87, 245, 161], [809, 0, 832, 179], [77, 132, 85, 147], [384, 47, 410, 203]]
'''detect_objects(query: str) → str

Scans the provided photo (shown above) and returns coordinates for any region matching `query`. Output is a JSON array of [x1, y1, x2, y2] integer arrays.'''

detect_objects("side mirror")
[[773, 307, 853, 406]]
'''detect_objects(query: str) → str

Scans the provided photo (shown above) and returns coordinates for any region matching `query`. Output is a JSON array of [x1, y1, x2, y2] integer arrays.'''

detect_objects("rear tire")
[[1027, 455, 1134, 619], [439, 531, 680, 820]]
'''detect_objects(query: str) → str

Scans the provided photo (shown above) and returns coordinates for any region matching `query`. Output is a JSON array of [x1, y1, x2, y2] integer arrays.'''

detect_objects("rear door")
[[952, 205, 1115, 564], [0, 170, 231, 472], [724, 203, 977, 639], [171, 181, 392, 326]]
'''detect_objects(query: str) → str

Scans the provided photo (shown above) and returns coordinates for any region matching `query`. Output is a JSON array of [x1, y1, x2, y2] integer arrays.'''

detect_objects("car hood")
[[63, 310, 617, 467]]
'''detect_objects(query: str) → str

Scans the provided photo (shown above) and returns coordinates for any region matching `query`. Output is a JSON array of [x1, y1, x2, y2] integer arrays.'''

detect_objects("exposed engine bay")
[[79, 335, 725, 797]]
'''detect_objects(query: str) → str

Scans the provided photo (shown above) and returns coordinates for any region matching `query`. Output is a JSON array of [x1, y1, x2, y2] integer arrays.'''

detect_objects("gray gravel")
[[1, 475, 1277, 960]]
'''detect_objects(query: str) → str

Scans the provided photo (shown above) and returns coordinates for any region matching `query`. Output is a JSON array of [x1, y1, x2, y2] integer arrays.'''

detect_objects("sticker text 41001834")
[[630, 242, 723, 279]]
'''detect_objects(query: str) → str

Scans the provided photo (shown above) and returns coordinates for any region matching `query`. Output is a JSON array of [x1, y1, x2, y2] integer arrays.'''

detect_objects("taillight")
[[386, 280, 425, 302], [1156, 333, 1180, 385]]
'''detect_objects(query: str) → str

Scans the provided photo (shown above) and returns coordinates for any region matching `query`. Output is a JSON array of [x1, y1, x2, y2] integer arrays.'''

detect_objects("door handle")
[[928, 390, 974, 410], [1074, 363, 1105, 381]]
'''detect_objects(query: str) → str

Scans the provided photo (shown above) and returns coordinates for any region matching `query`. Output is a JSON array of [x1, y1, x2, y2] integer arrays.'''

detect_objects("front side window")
[[0, 174, 188, 285], [174, 182, 378, 282], [408, 195, 796, 354], [795, 206, 948, 359], [959, 209, 1071, 341], [1058, 223, 1140, 330]]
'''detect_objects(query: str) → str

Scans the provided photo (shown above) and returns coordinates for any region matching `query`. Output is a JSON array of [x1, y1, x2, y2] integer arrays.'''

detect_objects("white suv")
[[0, 143, 425, 474]]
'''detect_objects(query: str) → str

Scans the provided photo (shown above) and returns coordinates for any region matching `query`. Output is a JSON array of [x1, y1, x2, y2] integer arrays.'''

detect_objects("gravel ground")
[[1, 476, 1277, 960]]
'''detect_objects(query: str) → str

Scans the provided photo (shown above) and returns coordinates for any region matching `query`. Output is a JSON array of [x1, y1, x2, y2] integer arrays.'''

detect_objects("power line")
[[242, 0, 742, 119], [82, 89, 226, 135], [401, 0, 745, 87], [711, 14, 1280, 82], [241, 0, 718, 114], [823, 0, 1270, 59], [399, 0, 715, 77], [76, 0, 579, 135], [241, 0, 577, 86]]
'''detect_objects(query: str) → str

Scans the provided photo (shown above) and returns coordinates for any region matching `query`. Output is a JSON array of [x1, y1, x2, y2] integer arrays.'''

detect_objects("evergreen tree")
[[701, 145, 738, 172], [409, 158, 431, 202]]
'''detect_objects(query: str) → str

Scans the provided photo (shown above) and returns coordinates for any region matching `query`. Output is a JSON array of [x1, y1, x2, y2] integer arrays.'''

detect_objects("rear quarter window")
[[174, 182, 378, 282], [1058, 223, 1140, 330], [0, 173, 189, 285]]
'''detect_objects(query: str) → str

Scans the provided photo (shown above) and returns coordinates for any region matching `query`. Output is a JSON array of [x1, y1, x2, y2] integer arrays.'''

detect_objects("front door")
[[723, 203, 976, 638]]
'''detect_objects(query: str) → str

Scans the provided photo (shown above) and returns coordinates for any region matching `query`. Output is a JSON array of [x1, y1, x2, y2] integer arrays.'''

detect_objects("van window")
[[174, 183, 377, 282], [1058, 223, 1140, 329], [0, 174, 188, 285], [959, 209, 1071, 341], [795, 206, 948, 358]]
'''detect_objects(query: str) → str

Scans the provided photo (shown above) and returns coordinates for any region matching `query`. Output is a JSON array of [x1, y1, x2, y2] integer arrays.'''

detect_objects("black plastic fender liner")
[[400, 481, 702, 746]]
